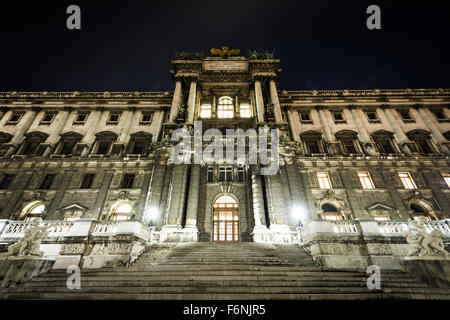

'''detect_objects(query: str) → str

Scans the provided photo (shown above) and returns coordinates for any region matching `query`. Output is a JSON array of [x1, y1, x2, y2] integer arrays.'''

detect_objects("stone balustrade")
[[300, 219, 450, 243], [299, 218, 450, 270], [0, 219, 153, 242]]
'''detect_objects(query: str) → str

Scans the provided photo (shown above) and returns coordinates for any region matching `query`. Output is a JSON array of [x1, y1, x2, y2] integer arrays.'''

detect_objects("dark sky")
[[1, 1, 449, 91]]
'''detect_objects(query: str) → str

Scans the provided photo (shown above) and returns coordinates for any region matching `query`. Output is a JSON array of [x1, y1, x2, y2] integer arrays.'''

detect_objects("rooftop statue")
[[210, 46, 240, 58]]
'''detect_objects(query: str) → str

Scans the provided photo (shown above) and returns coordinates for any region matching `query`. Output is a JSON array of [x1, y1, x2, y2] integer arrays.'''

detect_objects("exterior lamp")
[[290, 205, 306, 227], [146, 206, 159, 226]]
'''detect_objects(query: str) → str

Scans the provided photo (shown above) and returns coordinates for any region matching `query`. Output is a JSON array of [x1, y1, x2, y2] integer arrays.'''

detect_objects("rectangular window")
[[60, 140, 77, 155], [107, 111, 121, 124], [317, 172, 332, 189], [332, 111, 346, 123], [358, 172, 375, 189], [364, 111, 380, 123], [121, 174, 135, 188], [299, 111, 312, 123], [432, 109, 447, 121], [131, 141, 146, 154], [305, 139, 320, 154], [207, 166, 215, 182], [0, 174, 15, 189], [399, 172, 417, 189], [80, 174, 95, 189], [40, 174, 56, 189], [96, 141, 111, 155], [397, 109, 415, 122], [40, 112, 56, 124], [140, 112, 153, 124], [6, 111, 25, 125], [74, 112, 89, 124], [200, 105, 212, 118], [239, 104, 251, 118], [219, 166, 233, 182], [237, 165, 245, 182], [442, 173, 450, 188], [342, 139, 357, 154]]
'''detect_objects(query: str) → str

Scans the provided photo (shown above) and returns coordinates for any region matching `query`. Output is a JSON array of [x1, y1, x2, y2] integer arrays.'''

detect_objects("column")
[[155, 110, 165, 142], [4, 108, 39, 158], [80, 109, 103, 157], [349, 106, 376, 155], [169, 80, 182, 123], [251, 165, 269, 242], [118, 108, 134, 145], [417, 106, 450, 155], [316, 107, 339, 155], [186, 79, 197, 123], [287, 109, 299, 142], [254, 80, 265, 123], [382, 107, 412, 155], [269, 79, 283, 123], [185, 165, 200, 228], [42, 108, 72, 157]]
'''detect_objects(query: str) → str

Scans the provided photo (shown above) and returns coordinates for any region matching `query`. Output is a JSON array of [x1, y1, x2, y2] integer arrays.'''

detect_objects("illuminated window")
[[111, 201, 132, 221], [200, 105, 211, 118], [317, 172, 332, 189], [399, 172, 417, 189], [239, 104, 251, 118], [21, 202, 45, 221], [373, 216, 390, 221], [358, 172, 375, 189], [443, 173, 450, 188], [322, 204, 340, 221], [217, 97, 234, 119]]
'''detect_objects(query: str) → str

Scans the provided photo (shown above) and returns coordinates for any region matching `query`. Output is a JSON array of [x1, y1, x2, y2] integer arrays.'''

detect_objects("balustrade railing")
[[331, 220, 358, 233], [0, 219, 151, 241]]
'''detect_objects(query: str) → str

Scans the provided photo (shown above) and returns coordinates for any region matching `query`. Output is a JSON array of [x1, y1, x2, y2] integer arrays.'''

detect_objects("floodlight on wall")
[[145, 206, 159, 226], [290, 204, 306, 226]]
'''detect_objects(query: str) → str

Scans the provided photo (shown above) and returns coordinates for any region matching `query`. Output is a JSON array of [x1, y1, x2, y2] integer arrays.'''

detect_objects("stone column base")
[[159, 225, 199, 243]]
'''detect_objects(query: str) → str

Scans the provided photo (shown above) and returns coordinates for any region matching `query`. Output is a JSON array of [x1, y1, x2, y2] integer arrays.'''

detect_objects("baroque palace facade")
[[0, 53, 449, 275]]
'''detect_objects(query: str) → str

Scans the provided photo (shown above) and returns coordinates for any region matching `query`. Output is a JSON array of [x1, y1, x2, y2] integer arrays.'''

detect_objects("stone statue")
[[1, 219, 49, 258], [403, 217, 449, 257]]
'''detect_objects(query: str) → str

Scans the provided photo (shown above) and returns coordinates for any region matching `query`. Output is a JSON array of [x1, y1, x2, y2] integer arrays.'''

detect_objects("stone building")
[[0, 53, 449, 272]]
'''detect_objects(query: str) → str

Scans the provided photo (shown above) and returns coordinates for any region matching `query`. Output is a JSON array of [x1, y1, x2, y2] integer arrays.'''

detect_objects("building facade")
[[0, 54, 449, 269]]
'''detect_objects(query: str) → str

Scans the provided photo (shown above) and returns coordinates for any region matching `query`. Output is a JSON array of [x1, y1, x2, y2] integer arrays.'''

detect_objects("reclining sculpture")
[[0, 219, 49, 258], [403, 216, 449, 257]]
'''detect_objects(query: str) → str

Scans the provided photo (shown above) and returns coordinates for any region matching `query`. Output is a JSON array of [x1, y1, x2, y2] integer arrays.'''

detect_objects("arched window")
[[322, 204, 341, 221], [110, 201, 132, 221], [410, 203, 432, 221], [217, 97, 234, 119], [19, 201, 45, 221]]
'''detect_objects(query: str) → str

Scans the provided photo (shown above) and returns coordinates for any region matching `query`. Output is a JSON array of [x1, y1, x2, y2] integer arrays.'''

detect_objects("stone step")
[[27, 274, 424, 283], [19, 279, 429, 288], [42, 269, 421, 279], [6, 286, 448, 295], [2, 292, 449, 300]]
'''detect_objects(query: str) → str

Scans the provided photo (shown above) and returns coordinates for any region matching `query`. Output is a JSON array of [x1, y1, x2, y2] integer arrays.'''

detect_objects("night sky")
[[1, 1, 449, 91]]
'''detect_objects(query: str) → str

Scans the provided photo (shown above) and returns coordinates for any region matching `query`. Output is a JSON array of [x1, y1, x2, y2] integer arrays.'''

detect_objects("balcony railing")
[[0, 219, 152, 242]]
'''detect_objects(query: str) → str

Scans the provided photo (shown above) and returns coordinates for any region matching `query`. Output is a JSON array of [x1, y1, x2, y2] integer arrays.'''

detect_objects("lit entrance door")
[[213, 194, 239, 242]]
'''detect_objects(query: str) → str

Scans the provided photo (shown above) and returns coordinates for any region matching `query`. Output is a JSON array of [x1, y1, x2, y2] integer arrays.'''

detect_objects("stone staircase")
[[1, 242, 449, 300]]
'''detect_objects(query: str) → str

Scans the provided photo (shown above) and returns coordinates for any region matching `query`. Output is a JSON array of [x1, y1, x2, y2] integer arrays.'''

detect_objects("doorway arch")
[[213, 194, 239, 242]]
